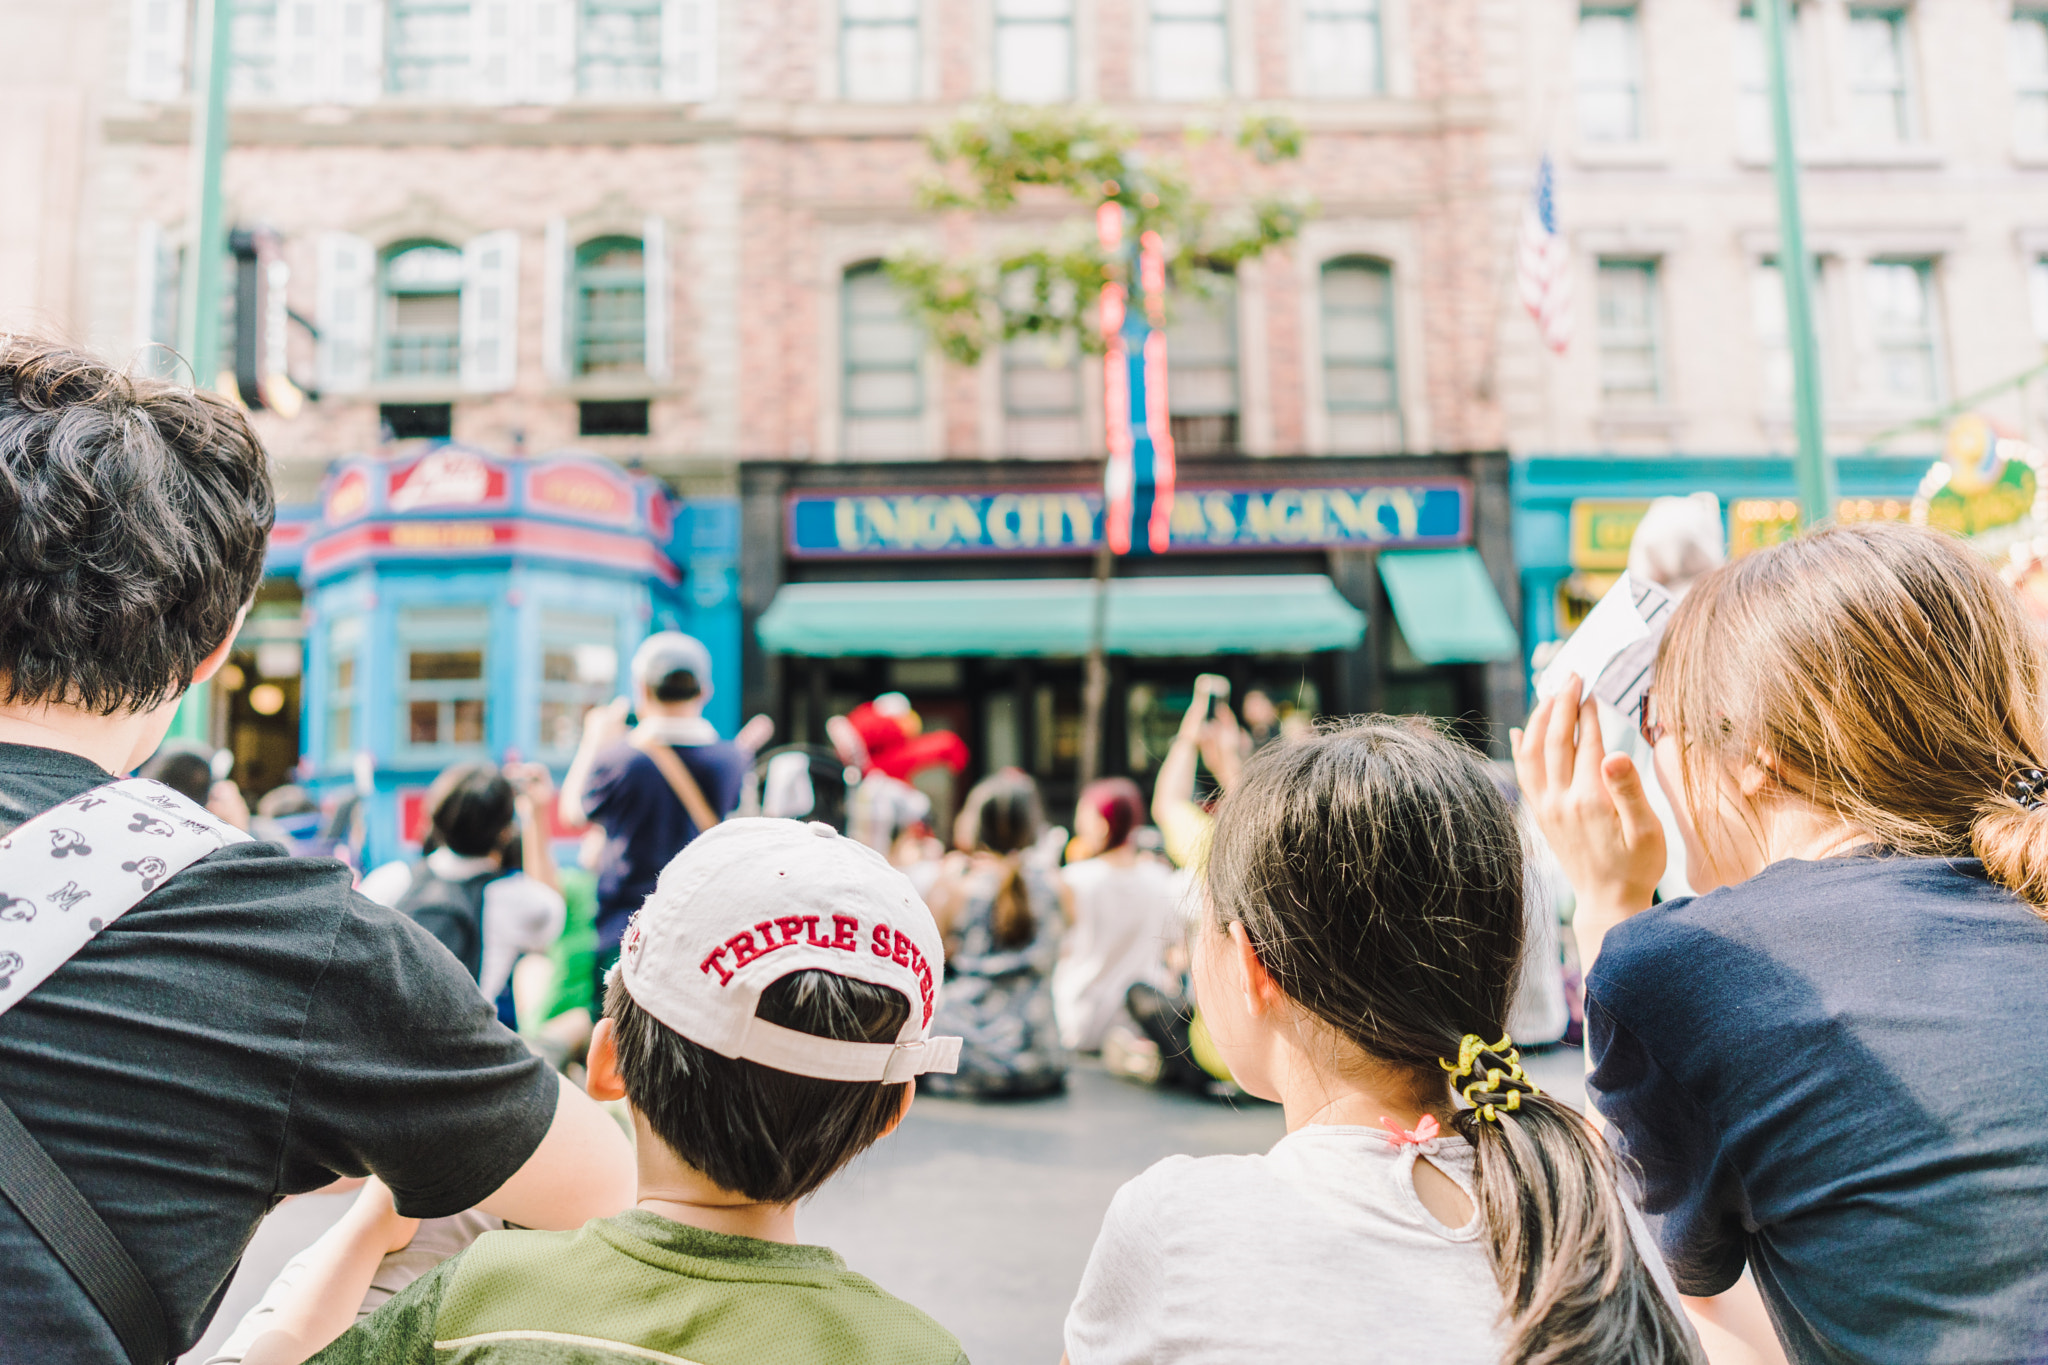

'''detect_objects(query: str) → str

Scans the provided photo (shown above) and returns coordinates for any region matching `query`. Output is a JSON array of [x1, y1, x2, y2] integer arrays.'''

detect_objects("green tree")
[[888, 105, 1308, 787]]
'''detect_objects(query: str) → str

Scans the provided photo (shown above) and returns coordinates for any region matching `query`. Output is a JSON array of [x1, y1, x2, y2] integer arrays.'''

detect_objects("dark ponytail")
[[956, 767, 1046, 949], [1206, 722, 1701, 1365]]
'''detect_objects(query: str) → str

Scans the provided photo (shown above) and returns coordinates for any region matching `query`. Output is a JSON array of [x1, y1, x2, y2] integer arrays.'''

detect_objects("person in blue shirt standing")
[[560, 633, 749, 997], [1514, 522, 2048, 1365]]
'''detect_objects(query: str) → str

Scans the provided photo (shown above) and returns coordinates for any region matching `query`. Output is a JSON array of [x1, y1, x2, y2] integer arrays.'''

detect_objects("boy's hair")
[[425, 762, 517, 858], [650, 668, 702, 704], [1207, 722, 1702, 1365], [0, 338, 274, 714], [604, 970, 910, 1205]]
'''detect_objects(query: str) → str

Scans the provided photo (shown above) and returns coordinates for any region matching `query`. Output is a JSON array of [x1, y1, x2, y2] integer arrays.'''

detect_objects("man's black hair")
[[425, 762, 517, 859], [650, 668, 701, 704], [604, 971, 910, 1204], [0, 338, 274, 714], [138, 748, 213, 805]]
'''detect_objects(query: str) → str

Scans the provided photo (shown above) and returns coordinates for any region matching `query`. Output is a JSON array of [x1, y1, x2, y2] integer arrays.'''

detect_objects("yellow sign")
[[1568, 500, 1650, 570]]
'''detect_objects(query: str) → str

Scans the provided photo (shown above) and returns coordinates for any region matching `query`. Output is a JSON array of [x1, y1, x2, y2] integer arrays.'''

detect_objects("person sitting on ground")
[[922, 769, 1071, 1099], [1053, 778, 1180, 1054], [224, 818, 969, 1365], [1065, 721, 1700, 1365], [1515, 521, 2048, 1364], [359, 761, 566, 1024], [0, 337, 633, 1364], [560, 632, 749, 1002]]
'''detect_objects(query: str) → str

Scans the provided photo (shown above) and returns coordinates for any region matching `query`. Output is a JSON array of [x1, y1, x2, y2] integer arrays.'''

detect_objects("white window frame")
[[1148, 0, 1232, 102], [1595, 258, 1664, 407], [841, 0, 920, 102], [1844, 7, 1916, 145], [993, 0, 1075, 104], [2016, 8, 2048, 151], [1300, 0, 1383, 98], [396, 606, 492, 760], [1575, 4, 1645, 145], [387, 0, 474, 97], [1859, 257, 1942, 409], [1319, 256, 1402, 451]]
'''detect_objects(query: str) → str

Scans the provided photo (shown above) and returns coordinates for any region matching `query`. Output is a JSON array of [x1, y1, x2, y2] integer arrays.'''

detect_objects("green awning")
[[1376, 548, 1520, 664], [757, 574, 1366, 658]]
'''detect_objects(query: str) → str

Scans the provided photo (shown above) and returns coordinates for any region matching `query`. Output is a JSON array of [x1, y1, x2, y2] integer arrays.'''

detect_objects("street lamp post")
[[176, 0, 234, 393], [1760, 0, 1836, 525]]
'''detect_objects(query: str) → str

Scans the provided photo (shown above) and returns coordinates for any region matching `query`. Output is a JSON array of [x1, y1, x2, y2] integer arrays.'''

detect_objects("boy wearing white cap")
[[232, 818, 968, 1365]]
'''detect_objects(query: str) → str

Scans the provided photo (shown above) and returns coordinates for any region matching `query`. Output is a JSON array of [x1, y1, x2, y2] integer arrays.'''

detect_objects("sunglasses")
[[1638, 692, 1668, 747]]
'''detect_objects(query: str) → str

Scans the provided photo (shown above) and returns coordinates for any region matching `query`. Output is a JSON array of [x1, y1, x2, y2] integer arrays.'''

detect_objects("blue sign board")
[[788, 481, 1470, 558]]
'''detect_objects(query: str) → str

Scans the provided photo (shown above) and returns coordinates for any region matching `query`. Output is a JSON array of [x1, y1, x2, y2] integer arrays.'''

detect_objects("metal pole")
[[1760, 0, 1835, 524], [177, 0, 234, 392]]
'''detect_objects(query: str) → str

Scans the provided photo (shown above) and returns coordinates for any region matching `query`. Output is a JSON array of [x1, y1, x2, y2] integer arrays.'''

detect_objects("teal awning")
[[1376, 548, 1520, 664], [757, 574, 1366, 658]]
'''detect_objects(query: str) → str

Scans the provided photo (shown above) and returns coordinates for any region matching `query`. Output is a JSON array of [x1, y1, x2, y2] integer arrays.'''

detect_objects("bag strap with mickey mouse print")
[[0, 776, 250, 1365]]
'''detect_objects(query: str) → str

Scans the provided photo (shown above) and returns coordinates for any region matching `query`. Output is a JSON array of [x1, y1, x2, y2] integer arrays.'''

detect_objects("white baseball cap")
[[631, 631, 715, 702], [615, 817, 962, 1084]]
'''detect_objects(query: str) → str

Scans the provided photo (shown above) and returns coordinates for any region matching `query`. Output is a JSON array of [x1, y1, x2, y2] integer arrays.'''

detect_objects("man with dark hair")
[[0, 339, 633, 1365], [559, 631, 748, 994], [215, 819, 967, 1365]]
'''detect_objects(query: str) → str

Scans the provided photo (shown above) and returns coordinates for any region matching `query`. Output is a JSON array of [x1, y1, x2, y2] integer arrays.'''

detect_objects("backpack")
[[394, 864, 499, 983]]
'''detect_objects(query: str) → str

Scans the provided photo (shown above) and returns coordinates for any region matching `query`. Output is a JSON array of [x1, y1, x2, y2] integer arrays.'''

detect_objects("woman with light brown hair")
[[1516, 521, 2048, 1365]]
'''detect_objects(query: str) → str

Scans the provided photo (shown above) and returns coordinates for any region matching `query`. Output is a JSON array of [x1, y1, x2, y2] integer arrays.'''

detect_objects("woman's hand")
[[1511, 674, 1665, 920]]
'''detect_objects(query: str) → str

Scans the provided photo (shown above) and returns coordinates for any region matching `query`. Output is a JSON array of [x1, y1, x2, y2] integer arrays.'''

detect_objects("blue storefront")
[[1512, 455, 1934, 655], [272, 444, 740, 868]]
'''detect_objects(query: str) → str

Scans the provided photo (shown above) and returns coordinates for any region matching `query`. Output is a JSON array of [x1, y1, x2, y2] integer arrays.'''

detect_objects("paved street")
[[183, 1049, 1587, 1365]]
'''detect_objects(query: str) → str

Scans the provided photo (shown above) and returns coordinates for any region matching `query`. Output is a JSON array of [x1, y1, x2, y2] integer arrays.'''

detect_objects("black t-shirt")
[[1588, 853, 2048, 1365], [585, 739, 747, 949], [0, 744, 559, 1363]]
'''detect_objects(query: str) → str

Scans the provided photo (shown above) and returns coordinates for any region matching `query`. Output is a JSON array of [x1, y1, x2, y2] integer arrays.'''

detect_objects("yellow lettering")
[[1326, 490, 1369, 537], [1354, 489, 1394, 542], [1017, 495, 1044, 548], [860, 497, 900, 547], [1242, 493, 1276, 540], [1060, 495, 1092, 546], [1203, 493, 1237, 542], [944, 495, 980, 548], [1300, 490, 1328, 544], [1390, 488, 1422, 541], [988, 494, 1021, 549], [1170, 492, 1207, 543], [833, 498, 862, 550]]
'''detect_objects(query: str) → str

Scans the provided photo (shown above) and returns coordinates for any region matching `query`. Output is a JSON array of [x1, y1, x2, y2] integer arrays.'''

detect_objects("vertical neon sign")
[[1098, 203, 1176, 556]]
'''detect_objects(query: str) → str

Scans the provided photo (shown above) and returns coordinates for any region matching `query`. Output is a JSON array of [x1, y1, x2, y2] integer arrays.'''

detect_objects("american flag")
[[1518, 155, 1573, 355]]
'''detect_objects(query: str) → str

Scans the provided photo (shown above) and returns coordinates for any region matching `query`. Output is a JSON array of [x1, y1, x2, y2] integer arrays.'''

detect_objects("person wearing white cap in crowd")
[[559, 631, 755, 1002], [217, 817, 969, 1365]]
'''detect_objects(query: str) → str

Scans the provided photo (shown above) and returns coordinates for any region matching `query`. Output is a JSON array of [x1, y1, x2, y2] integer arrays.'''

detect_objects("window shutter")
[[331, 0, 384, 102], [276, 0, 322, 99], [542, 216, 569, 382], [127, 0, 188, 101], [661, 0, 716, 102], [461, 229, 522, 392], [316, 231, 376, 393], [643, 214, 671, 380], [530, 0, 576, 102], [472, 0, 522, 104]]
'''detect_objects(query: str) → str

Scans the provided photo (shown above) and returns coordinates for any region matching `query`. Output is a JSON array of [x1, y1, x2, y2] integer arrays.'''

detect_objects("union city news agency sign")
[[787, 481, 1470, 558]]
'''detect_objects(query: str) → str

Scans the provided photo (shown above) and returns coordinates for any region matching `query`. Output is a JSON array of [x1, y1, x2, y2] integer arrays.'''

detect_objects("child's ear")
[[1227, 921, 1284, 1018], [586, 1018, 628, 1103]]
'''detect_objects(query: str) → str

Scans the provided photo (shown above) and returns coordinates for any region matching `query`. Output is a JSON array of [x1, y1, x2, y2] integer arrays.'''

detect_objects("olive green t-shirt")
[[309, 1210, 966, 1365]]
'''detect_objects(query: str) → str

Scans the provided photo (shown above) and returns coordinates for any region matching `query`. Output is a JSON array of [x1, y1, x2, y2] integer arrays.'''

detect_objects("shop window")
[[381, 402, 454, 439], [230, 0, 280, 100], [580, 399, 650, 435], [1752, 255, 1830, 404], [399, 606, 490, 754], [1846, 9, 1914, 144], [842, 0, 919, 102], [995, 0, 1073, 103], [1734, 6, 1805, 152], [325, 616, 363, 762], [380, 241, 464, 379], [1302, 0, 1382, 98], [1320, 257, 1400, 452], [1865, 259, 1939, 407], [1166, 270, 1238, 457], [842, 262, 924, 455], [2016, 10, 2048, 148], [1575, 5, 1643, 144], [1151, 0, 1229, 100], [388, 0, 472, 96], [538, 612, 618, 757], [578, 0, 663, 96], [1596, 259, 1663, 406], [573, 236, 647, 374]]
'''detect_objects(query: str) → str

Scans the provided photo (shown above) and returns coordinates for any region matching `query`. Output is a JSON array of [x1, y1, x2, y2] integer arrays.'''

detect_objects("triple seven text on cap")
[[696, 914, 936, 1027]]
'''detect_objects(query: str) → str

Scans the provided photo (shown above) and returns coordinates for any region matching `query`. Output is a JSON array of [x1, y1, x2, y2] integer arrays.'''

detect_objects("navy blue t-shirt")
[[1588, 853, 2048, 1365], [585, 739, 746, 948]]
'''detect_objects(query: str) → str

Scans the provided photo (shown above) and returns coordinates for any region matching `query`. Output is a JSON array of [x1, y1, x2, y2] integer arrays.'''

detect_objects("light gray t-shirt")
[[1064, 1124, 1689, 1364]]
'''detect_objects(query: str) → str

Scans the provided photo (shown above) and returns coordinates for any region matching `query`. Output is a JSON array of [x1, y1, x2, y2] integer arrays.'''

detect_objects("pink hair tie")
[[1380, 1114, 1440, 1147]]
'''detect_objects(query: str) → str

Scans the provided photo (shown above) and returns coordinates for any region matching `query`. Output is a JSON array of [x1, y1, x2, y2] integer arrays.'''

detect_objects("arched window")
[[1321, 257, 1400, 452], [574, 236, 647, 374], [1166, 268, 1238, 457], [380, 240, 463, 379], [842, 262, 924, 455]]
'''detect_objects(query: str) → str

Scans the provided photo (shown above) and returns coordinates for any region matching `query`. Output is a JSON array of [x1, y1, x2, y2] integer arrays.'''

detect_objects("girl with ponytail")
[[1516, 521, 2048, 1364], [1063, 721, 1700, 1365]]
